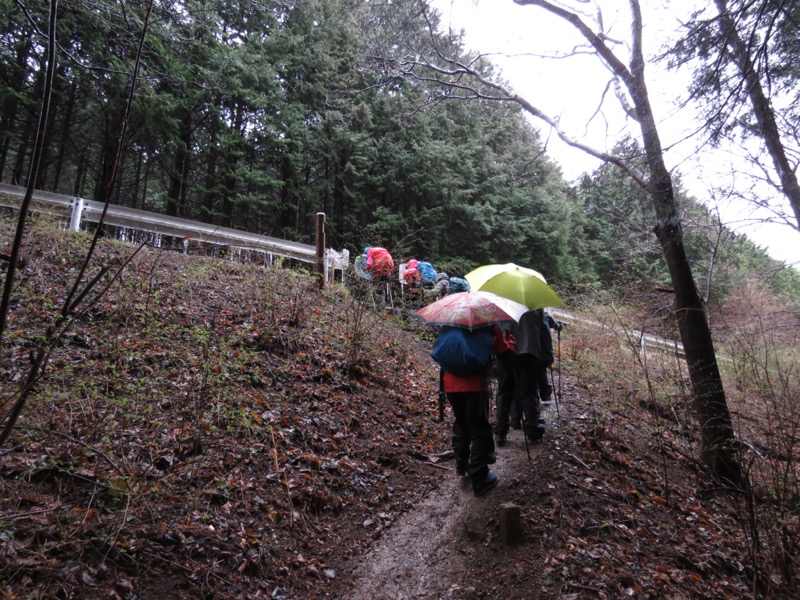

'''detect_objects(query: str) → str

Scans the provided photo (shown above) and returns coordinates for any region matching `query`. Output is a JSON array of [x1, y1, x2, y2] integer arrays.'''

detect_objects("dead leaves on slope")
[[0, 240, 445, 599]]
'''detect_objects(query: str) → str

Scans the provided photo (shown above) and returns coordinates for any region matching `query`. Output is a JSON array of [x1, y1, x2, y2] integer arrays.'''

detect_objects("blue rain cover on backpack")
[[430, 326, 493, 376], [447, 277, 470, 294], [416, 261, 437, 286]]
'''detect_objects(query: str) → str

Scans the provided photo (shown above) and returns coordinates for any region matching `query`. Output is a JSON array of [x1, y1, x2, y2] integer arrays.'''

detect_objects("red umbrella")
[[413, 291, 529, 330]]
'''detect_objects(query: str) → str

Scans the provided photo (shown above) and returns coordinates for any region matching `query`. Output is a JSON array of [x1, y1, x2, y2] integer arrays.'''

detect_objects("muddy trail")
[[332, 354, 759, 600], [341, 397, 571, 600]]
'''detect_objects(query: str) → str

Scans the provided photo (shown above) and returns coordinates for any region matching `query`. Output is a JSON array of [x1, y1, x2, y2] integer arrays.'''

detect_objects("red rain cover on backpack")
[[366, 247, 394, 278]]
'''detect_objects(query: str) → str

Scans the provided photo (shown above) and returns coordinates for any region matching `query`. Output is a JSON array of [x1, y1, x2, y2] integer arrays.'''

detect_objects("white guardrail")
[[1, 182, 689, 356], [0, 183, 349, 280], [549, 307, 686, 360]]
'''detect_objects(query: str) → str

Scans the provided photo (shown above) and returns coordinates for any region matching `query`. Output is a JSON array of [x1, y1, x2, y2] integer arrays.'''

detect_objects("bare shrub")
[[714, 289, 800, 591], [575, 283, 800, 593]]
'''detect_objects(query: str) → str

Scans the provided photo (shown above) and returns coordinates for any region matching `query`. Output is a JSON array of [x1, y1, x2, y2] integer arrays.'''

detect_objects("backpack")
[[430, 326, 493, 376], [354, 253, 371, 280], [403, 267, 421, 287], [447, 277, 470, 294], [416, 261, 437, 286], [365, 247, 394, 278]]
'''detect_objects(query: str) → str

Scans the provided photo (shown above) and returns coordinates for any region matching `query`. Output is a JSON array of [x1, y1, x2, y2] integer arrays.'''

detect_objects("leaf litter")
[[0, 221, 778, 598]]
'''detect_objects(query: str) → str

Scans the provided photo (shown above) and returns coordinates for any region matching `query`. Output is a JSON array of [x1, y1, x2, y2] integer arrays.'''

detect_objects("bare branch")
[[384, 44, 649, 187]]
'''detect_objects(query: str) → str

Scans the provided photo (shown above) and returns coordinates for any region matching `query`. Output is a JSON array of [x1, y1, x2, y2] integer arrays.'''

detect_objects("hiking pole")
[[437, 369, 445, 422], [520, 410, 531, 462], [549, 365, 560, 416], [557, 326, 562, 402]]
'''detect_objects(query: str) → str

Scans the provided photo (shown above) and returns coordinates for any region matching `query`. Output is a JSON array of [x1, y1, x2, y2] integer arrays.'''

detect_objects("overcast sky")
[[429, 0, 800, 268]]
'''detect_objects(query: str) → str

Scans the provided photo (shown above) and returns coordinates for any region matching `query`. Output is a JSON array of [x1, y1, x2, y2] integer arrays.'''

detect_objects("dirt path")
[[344, 402, 563, 600]]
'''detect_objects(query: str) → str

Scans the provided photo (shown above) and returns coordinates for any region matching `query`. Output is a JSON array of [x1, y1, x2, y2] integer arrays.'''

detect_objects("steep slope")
[[1, 218, 780, 599]]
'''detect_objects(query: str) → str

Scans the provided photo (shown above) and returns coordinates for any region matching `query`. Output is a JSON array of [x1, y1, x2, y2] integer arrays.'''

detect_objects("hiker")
[[364, 246, 394, 279], [402, 260, 446, 307], [400, 259, 421, 288], [423, 272, 450, 298], [536, 312, 563, 403], [355, 246, 394, 307], [432, 324, 515, 496], [494, 309, 548, 446], [415, 260, 438, 288]]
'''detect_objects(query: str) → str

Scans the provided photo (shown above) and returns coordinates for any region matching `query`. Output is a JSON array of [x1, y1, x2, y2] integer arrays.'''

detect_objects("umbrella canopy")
[[413, 291, 529, 331], [465, 263, 563, 309]]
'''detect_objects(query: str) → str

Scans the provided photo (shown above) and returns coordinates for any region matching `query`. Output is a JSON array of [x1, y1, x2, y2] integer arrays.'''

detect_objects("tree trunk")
[[11, 68, 45, 186], [622, 1, 741, 485], [0, 35, 34, 179], [517, 0, 742, 484], [167, 112, 193, 217], [94, 111, 122, 205], [131, 151, 143, 209], [73, 155, 87, 199], [202, 106, 221, 221], [35, 64, 66, 188], [52, 81, 77, 192], [650, 176, 740, 483], [141, 159, 150, 210], [713, 0, 800, 232]]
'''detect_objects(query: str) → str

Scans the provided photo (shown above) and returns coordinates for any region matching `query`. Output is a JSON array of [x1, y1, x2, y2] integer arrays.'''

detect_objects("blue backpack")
[[416, 261, 437, 286], [430, 326, 493, 376], [447, 277, 470, 294]]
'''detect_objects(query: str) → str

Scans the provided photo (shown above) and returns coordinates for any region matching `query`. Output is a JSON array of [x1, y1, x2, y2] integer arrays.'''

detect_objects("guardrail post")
[[339, 248, 349, 282], [315, 212, 325, 288], [69, 197, 84, 232]]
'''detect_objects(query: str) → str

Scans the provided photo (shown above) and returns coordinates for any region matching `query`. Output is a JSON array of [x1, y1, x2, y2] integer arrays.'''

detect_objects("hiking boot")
[[509, 418, 521, 430], [525, 422, 546, 443], [473, 472, 498, 497], [541, 394, 553, 404], [495, 434, 506, 447], [456, 465, 467, 477]]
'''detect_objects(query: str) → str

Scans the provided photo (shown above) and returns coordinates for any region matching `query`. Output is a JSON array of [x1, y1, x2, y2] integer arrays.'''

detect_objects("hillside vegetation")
[[3, 2, 800, 302], [1, 217, 799, 598]]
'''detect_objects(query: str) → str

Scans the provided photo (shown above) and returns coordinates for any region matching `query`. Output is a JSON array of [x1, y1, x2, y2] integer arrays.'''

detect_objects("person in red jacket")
[[442, 324, 515, 496]]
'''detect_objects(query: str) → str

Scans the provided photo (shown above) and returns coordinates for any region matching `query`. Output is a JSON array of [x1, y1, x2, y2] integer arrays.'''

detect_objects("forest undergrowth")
[[1, 216, 799, 599]]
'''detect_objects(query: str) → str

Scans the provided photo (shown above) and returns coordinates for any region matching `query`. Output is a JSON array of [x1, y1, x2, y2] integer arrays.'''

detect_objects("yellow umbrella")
[[464, 263, 563, 309]]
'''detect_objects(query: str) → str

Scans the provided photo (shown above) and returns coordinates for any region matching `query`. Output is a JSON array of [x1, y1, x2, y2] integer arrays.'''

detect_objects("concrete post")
[[69, 197, 84, 232]]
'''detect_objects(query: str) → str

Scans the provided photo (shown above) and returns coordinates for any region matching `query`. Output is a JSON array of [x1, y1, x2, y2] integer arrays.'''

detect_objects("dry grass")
[[564, 290, 800, 593]]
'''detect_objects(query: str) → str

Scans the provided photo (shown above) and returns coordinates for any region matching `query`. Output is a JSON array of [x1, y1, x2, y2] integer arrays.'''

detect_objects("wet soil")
[[343, 400, 570, 600]]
